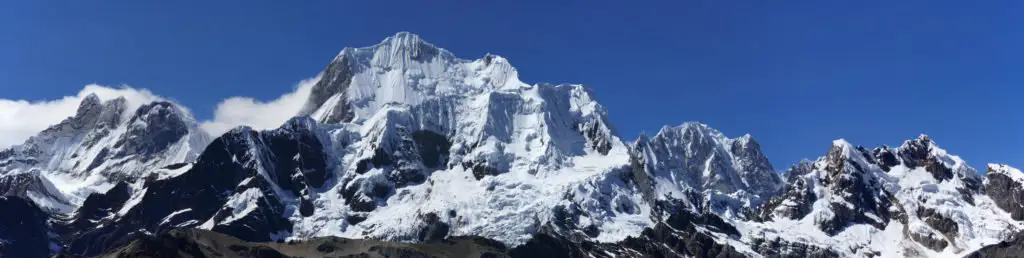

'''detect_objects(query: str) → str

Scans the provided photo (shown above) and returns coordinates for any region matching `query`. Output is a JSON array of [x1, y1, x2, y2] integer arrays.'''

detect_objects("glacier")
[[1, 32, 1023, 258]]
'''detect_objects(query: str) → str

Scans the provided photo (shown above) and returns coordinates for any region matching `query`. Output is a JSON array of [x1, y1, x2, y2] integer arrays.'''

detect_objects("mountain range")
[[1, 32, 1022, 258]]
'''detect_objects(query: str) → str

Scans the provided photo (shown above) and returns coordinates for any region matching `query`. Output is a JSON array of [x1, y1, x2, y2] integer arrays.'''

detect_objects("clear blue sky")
[[2, 1, 1022, 170]]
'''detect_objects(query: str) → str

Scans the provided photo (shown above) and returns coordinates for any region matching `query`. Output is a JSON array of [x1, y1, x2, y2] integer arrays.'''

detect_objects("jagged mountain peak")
[[300, 32, 526, 125], [822, 138, 870, 174], [781, 159, 815, 182], [383, 31, 426, 44], [634, 122, 781, 219], [379, 31, 434, 52], [336, 31, 455, 68], [37, 95, 127, 138], [657, 122, 727, 140], [988, 163, 1023, 179], [75, 93, 102, 114], [653, 122, 766, 155], [0, 95, 211, 214], [212, 33, 636, 247], [8, 32, 1024, 258], [339, 32, 439, 56], [733, 133, 756, 145], [813, 134, 979, 192], [755, 135, 1017, 256], [983, 163, 1024, 222]]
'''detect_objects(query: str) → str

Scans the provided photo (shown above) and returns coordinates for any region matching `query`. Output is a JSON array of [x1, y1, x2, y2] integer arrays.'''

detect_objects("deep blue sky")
[[2, 1, 1022, 170]]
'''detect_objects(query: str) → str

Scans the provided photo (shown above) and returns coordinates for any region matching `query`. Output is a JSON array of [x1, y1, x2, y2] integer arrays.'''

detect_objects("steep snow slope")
[[51, 117, 757, 257], [286, 32, 650, 246], [6, 32, 756, 257], [7, 32, 1024, 258], [57, 119, 339, 256], [0, 94, 210, 212], [632, 122, 783, 219]]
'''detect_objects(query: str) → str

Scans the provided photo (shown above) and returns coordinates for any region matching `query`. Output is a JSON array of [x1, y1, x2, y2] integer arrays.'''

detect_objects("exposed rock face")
[[0, 196, 52, 258], [632, 123, 783, 218], [112, 102, 190, 162], [259, 118, 330, 217], [965, 232, 1024, 258], [730, 135, 782, 198], [579, 118, 614, 155], [88, 228, 508, 258], [753, 135, 1019, 256], [82, 223, 744, 258], [750, 237, 840, 258], [917, 207, 959, 244], [910, 227, 950, 251], [757, 172, 816, 221], [816, 141, 903, 235], [4, 97, 205, 179], [340, 127, 452, 216], [8, 32, 1024, 258], [297, 51, 356, 124], [280, 32, 638, 248], [985, 164, 1024, 220], [511, 206, 746, 258], [898, 135, 953, 181], [0, 171, 75, 213], [416, 212, 450, 242], [56, 123, 321, 256], [623, 137, 657, 203], [0, 94, 211, 214], [58, 182, 130, 237]]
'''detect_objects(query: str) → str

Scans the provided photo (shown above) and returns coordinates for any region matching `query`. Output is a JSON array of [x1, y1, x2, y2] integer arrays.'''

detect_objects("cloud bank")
[[0, 75, 319, 149], [0, 84, 164, 148], [199, 76, 318, 137]]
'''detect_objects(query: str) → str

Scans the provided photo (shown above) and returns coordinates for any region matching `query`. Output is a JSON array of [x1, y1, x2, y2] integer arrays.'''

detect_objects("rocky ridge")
[[1, 32, 1023, 258]]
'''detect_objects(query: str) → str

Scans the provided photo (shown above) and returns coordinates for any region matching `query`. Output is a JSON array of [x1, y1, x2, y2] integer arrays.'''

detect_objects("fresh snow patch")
[[159, 208, 193, 225], [117, 187, 147, 216], [220, 188, 264, 225], [988, 164, 1024, 182]]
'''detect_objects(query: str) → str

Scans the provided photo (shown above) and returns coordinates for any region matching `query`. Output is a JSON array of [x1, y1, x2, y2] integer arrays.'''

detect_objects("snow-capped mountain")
[[750, 135, 1020, 257], [2, 32, 1023, 258], [632, 123, 783, 219], [0, 94, 210, 213], [285, 32, 646, 246]]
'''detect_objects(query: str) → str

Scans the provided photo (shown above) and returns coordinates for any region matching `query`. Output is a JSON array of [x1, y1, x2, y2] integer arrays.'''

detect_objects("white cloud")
[[0, 76, 320, 149], [199, 76, 319, 137], [0, 84, 163, 149]]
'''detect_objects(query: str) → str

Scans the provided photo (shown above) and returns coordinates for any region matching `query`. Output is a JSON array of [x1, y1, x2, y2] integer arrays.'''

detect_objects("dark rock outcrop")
[[816, 143, 903, 235], [898, 135, 953, 181], [750, 237, 839, 258], [0, 196, 52, 258], [917, 207, 958, 244], [416, 212, 450, 242], [512, 207, 745, 258], [966, 232, 1024, 258], [872, 146, 900, 172], [61, 127, 297, 256], [985, 168, 1024, 220], [578, 120, 613, 155], [112, 102, 189, 161], [910, 230, 949, 251], [59, 182, 131, 237], [412, 131, 451, 169], [339, 128, 453, 216], [758, 175, 816, 221], [298, 54, 356, 124], [0, 172, 76, 213], [89, 228, 508, 258]]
